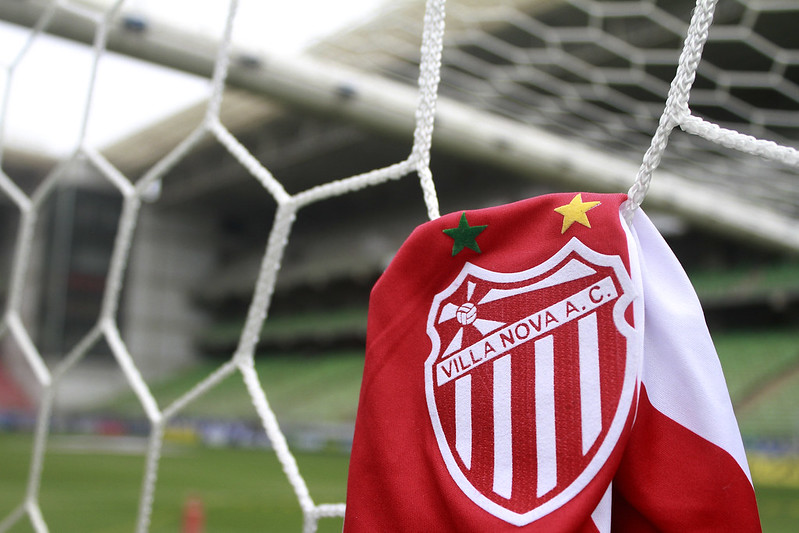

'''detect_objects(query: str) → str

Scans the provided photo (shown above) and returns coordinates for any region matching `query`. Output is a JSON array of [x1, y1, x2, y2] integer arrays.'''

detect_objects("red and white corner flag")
[[343, 193, 761, 532]]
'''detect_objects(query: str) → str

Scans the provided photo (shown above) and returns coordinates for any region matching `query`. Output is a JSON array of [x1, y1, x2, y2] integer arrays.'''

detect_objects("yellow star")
[[554, 194, 601, 234]]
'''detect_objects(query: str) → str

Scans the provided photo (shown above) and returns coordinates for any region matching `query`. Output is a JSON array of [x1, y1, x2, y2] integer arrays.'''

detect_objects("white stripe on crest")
[[535, 335, 557, 498], [493, 355, 513, 499]]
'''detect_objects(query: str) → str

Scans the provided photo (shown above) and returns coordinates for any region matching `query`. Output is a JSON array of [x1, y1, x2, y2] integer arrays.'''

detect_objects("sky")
[[0, 0, 388, 158]]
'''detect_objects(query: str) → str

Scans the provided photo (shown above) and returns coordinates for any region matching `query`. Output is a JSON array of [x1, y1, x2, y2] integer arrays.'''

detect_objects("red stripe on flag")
[[613, 386, 761, 532]]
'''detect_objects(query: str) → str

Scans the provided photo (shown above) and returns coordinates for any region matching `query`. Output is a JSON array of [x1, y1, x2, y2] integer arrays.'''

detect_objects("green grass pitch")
[[0, 433, 348, 532], [1, 433, 797, 531]]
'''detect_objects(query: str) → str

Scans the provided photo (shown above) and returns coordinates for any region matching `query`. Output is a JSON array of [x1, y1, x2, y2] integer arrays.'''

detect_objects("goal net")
[[0, 0, 797, 532]]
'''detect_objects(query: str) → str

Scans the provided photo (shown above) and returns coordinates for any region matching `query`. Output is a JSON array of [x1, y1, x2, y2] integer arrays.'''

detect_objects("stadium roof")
[[312, 0, 799, 251], [2, 0, 798, 252]]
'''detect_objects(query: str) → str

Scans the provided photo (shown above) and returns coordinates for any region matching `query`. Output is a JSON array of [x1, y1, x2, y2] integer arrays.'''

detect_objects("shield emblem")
[[424, 237, 639, 526]]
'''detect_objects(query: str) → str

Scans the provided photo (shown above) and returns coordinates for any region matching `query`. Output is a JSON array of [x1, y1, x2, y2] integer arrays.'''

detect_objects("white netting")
[[623, 0, 799, 221], [315, 0, 799, 250], [0, 0, 796, 532], [0, 0, 445, 531]]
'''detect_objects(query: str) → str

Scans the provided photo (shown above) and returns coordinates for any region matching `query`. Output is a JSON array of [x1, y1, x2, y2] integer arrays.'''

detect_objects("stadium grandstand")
[[1, 0, 797, 399]]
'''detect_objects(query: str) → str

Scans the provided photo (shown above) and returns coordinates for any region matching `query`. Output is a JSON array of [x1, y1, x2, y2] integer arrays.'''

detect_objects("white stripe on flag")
[[579, 312, 602, 455], [535, 335, 557, 498], [455, 375, 472, 469], [591, 482, 613, 533], [493, 355, 513, 499]]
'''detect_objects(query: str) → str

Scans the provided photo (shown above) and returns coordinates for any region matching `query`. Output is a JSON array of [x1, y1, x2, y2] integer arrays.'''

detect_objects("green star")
[[443, 212, 487, 256]]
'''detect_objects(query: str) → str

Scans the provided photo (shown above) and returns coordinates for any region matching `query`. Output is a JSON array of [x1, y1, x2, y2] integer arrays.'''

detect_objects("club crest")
[[424, 237, 639, 525]]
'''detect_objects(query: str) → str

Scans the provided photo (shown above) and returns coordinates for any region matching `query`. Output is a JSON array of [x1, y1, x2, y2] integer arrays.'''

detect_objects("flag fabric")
[[343, 192, 760, 532]]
